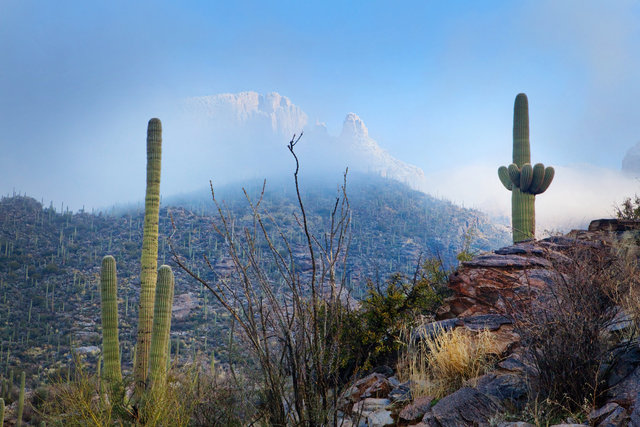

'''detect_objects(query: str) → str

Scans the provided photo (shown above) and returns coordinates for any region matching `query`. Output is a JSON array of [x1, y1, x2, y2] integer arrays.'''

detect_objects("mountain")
[[0, 176, 509, 386], [181, 91, 428, 193]]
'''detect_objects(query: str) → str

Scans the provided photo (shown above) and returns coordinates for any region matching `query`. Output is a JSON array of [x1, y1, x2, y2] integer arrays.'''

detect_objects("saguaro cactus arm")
[[498, 166, 512, 191], [149, 265, 175, 387]]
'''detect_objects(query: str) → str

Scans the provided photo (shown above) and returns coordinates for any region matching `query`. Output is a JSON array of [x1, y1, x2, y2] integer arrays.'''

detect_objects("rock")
[[606, 310, 633, 334], [367, 409, 394, 427], [461, 254, 552, 269], [608, 360, 640, 407], [494, 244, 546, 256], [462, 314, 512, 331], [588, 219, 640, 232], [497, 353, 536, 376], [488, 325, 521, 356], [388, 383, 412, 403], [346, 373, 391, 402], [497, 423, 535, 427], [421, 411, 439, 427], [472, 372, 528, 408], [371, 365, 394, 377], [588, 402, 628, 427], [352, 398, 391, 416], [412, 318, 463, 341], [387, 376, 400, 387], [398, 395, 433, 423], [430, 387, 502, 426]]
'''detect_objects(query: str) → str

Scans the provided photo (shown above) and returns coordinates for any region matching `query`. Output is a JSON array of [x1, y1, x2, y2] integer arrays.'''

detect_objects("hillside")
[[0, 175, 509, 386]]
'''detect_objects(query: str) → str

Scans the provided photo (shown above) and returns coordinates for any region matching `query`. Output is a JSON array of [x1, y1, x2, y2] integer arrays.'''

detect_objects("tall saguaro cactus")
[[98, 118, 174, 397], [148, 266, 175, 387], [100, 255, 121, 381], [498, 94, 554, 242], [134, 118, 163, 388]]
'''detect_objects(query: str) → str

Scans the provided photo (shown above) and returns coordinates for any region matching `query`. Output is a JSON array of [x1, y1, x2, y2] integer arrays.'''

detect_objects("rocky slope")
[[339, 219, 640, 426]]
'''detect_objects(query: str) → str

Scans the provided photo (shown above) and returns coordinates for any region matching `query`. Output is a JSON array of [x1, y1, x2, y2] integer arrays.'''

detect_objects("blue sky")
[[1, 0, 640, 221]]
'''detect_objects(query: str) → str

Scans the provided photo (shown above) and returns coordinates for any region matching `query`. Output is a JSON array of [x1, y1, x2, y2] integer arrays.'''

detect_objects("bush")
[[508, 245, 638, 412], [340, 260, 450, 373], [615, 194, 640, 220]]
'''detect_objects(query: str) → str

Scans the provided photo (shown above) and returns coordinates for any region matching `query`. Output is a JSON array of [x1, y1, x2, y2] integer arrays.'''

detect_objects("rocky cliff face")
[[183, 91, 429, 193]]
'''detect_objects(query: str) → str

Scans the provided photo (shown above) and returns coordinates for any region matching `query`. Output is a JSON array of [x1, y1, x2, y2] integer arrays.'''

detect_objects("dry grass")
[[39, 362, 201, 426], [398, 325, 497, 399]]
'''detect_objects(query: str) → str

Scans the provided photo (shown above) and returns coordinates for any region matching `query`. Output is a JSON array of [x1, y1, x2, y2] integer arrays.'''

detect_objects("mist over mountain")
[[168, 91, 428, 196]]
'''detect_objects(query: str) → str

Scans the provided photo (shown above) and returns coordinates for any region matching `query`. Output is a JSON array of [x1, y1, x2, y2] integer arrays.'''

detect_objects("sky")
[[2, 0, 640, 230]]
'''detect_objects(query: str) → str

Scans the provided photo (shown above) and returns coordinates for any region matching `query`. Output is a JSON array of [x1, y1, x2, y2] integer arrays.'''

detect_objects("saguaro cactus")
[[134, 118, 163, 388], [498, 93, 554, 242], [98, 119, 174, 396], [148, 266, 175, 387], [16, 371, 24, 427], [100, 255, 122, 381]]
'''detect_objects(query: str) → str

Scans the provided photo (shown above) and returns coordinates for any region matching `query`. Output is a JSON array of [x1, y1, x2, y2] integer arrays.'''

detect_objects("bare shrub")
[[173, 134, 353, 426], [508, 243, 639, 411]]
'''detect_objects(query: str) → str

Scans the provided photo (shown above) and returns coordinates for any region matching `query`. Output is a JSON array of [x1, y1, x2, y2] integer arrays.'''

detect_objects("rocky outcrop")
[[343, 219, 640, 426]]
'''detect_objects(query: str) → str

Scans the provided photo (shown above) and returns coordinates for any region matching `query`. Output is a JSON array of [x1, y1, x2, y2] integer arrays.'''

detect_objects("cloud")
[[426, 163, 640, 236]]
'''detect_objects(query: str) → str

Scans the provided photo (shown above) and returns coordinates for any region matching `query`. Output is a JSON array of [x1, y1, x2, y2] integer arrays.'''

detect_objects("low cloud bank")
[[426, 164, 640, 237]]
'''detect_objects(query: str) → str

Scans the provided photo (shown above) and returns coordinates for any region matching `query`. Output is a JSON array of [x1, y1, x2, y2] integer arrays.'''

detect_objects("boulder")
[[430, 387, 502, 426], [345, 373, 392, 403], [589, 402, 628, 427], [352, 398, 391, 416], [471, 372, 528, 409], [367, 409, 394, 427], [398, 395, 433, 423]]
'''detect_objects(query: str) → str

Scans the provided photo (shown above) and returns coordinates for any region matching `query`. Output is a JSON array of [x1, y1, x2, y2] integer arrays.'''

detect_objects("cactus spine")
[[100, 256, 121, 381], [498, 93, 554, 242], [148, 266, 175, 387], [134, 118, 163, 389]]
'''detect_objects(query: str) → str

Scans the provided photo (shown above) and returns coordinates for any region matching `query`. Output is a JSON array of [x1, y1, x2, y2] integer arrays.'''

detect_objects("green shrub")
[[340, 258, 451, 373]]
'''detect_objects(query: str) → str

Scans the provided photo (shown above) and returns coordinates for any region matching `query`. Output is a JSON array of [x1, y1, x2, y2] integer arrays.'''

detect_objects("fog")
[[1, 1, 639, 235], [427, 164, 640, 236]]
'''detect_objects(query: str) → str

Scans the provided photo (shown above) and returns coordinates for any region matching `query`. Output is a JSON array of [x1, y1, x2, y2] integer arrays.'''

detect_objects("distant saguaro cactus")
[[16, 371, 24, 427], [498, 93, 554, 242]]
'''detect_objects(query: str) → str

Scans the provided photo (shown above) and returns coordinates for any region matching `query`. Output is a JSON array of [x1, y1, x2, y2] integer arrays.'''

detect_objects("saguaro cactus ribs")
[[498, 93, 554, 243]]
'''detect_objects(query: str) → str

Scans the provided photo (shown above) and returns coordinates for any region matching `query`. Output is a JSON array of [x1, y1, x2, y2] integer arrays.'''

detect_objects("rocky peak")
[[185, 91, 308, 137], [341, 112, 369, 139]]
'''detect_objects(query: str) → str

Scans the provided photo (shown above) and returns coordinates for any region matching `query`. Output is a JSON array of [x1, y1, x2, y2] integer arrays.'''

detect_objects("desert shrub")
[[615, 194, 640, 220], [340, 260, 450, 373], [174, 136, 354, 425], [509, 245, 639, 412], [398, 326, 497, 399]]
